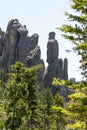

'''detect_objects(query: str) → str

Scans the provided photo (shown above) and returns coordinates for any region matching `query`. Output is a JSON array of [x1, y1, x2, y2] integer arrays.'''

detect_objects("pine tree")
[[0, 80, 6, 129], [23, 65, 40, 130], [52, 93, 67, 130], [53, 0, 87, 129], [59, 0, 87, 79], [4, 62, 29, 130], [4, 62, 40, 130], [39, 88, 54, 130], [67, 81, 87, 130]]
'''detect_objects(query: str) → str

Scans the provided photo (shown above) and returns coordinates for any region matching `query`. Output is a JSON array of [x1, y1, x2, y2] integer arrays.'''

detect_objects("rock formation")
[[0, 19, 68, 97], [44, 32, 68, 97], [63, 58, 68, 80], [0, 19, 45, 87], [47, 32, 59, 63]]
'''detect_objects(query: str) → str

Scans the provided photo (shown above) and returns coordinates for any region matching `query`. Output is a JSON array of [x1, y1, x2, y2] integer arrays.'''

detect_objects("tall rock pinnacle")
[[0, 19, 69, 97], [44, 32, 68, 97], [0, 19, 45, 88], [47, 31, 59, 63]]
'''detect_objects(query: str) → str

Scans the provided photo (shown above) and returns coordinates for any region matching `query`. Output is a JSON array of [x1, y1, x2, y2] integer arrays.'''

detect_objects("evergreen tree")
[[53, 0, 87, 129], [4, 62, 40, 130], [23, 65, 40, 130], [52, 93, 67, 130], [59, 0, 87, 79], [4, 62, 29, 130], [0, 80, 6, 129], [67, 81, 87, 130], [39, 88, 54, 130]]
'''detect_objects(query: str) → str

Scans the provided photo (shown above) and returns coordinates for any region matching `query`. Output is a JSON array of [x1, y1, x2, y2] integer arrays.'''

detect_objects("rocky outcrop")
[[0, 19, 45, 87], [0, 19, 42, 65], [63, 58, 68, 80], [44, 32, 68, 97], [0, 19, 68, 97], [0, 28, 5, 56], [47, 32, 59, 63], [0, 28, 5, 67]]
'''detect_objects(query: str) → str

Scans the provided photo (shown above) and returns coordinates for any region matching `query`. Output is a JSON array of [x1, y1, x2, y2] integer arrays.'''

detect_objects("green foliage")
[[22, 65, 41, 130], [4, 62, 29, 130], [53, 77, 87, 129], [67, 82, 87, 130], [51, 93, 67, 130], [0, 62, 41, 130], [39, 88, 54, 130], [0, 80, 6, 129], [59, 0, 87, 79], [1, 1, 87, 129], [0, 98, 6, 129], [53, 78, 73, 88], [54, 1, 87, 129]]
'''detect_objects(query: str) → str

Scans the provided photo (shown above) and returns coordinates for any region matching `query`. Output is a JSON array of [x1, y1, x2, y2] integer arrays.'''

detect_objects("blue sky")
[[0, 0, 82, 81]]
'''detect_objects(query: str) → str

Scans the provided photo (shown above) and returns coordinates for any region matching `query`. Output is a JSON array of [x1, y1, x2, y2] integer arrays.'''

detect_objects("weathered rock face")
[[0, 19, 45, 87], [0, 19, 42, 65], [63, 58, 68, 80], [26, 46, 41, 66], [0, 28, 5, 67], [0, 19, 69, 97], [44, 32, 68, 98], [0, 28, 5, 56], [47, 32, 59, 63]]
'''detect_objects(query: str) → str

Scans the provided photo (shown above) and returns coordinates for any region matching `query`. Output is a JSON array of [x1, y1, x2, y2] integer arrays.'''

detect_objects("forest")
[[0, 0, 87, 130]]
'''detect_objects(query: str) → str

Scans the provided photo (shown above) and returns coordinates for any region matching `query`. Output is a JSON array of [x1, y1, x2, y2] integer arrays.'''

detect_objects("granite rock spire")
[[44, 32, 68, 97], [0, 19, 68, 97]]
